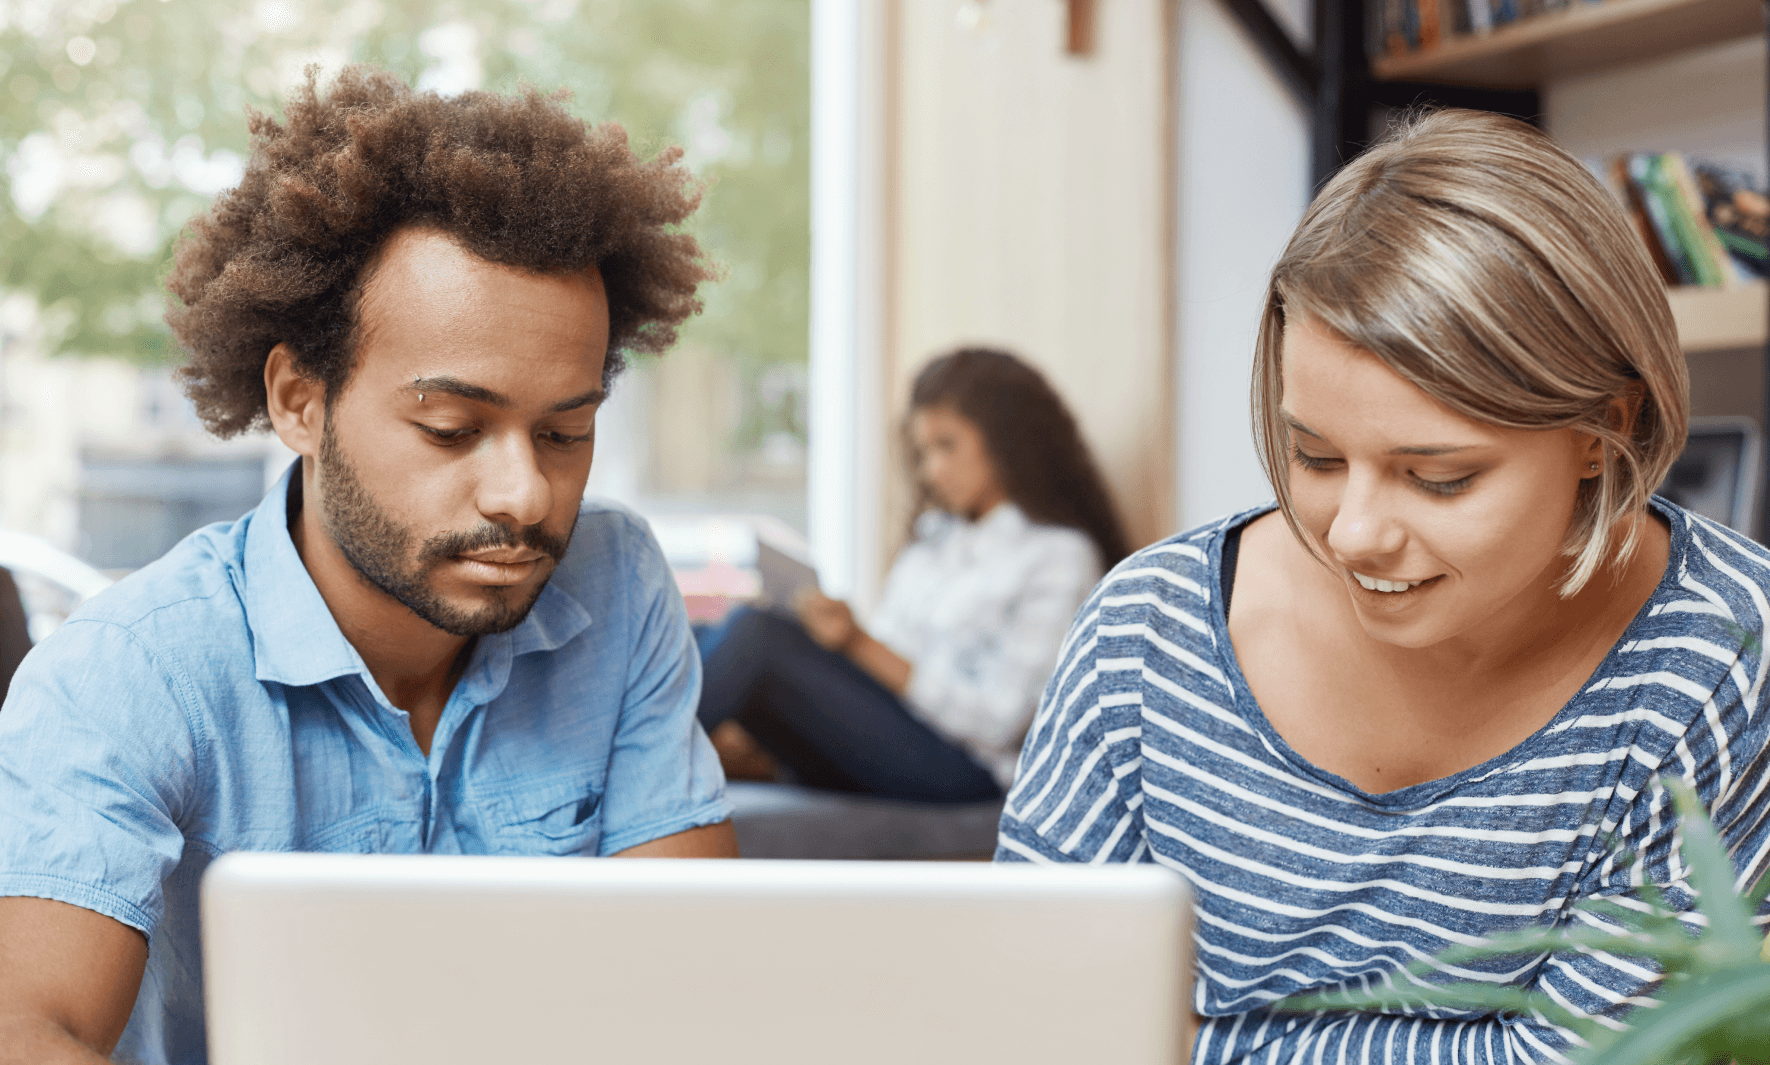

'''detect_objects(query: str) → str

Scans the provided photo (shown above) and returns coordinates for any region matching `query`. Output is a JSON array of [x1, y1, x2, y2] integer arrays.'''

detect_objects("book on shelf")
[[1368, 0, 1606, 57], [1696, 164, 1770, 280], [1607, 151, 1757, 290]]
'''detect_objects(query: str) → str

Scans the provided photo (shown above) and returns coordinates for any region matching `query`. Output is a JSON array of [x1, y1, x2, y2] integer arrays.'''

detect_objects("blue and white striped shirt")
[[997, 499, 1770, 1064]]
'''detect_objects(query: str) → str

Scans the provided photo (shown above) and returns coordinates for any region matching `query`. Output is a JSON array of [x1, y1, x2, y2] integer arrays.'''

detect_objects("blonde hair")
[[1252, 108, 1689, 596]]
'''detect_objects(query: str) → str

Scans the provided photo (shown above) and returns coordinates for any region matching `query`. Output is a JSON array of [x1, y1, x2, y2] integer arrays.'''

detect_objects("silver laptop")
[[202, 853, 1192, 1065]]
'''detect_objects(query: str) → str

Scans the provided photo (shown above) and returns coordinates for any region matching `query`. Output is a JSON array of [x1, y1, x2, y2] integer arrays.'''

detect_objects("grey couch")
[[726, 782, 1004, 860]]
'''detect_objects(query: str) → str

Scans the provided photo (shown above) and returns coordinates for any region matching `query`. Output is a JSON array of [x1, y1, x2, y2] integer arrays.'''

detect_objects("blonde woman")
[[998, 109, 1769, 1062]]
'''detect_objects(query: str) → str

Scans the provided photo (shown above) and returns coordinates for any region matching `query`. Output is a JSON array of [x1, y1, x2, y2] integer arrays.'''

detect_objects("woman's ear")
[[1606, 382, 1647, 440], [1583, 383, 1647, 480], [264, 343, 326, 458]]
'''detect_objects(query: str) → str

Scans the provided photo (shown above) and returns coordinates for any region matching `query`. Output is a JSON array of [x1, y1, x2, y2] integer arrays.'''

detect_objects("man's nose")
[[475, 433, 554, 529]]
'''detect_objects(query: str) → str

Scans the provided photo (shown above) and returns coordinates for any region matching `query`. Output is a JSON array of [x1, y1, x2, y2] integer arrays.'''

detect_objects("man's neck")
[[288, 472, 468, 756]]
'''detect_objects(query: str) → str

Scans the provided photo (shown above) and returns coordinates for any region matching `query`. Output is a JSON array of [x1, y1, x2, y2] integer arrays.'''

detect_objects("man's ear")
[[264, 343, 326, 458]]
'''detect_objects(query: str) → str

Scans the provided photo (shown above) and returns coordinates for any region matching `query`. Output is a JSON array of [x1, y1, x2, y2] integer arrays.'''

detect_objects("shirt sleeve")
[[0, 619, 199, 937], [995, 562, 1147, 864], [902, 532, 1101, 756], [595, 518, 731, 855], [1529, 669, 1770, 1038], [1225, 694, 1770, 1065]]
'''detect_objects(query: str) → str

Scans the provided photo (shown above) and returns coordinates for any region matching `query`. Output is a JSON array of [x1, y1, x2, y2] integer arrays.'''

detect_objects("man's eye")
[[417, 424, 476, 443], [544, 430, 593, 447]]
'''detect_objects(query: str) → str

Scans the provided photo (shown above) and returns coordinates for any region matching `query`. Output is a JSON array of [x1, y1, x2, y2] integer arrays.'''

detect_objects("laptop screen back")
[[202, 853, 1192, 1065]]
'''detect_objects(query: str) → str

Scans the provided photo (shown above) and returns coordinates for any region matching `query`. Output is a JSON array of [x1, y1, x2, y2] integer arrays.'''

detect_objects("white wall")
[[1172, 0, 1310, 530], [891, 0, 1174, 551], [1546, 36, 1766, 181]]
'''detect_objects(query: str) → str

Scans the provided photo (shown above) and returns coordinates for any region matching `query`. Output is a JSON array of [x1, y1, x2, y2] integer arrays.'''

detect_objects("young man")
[[0, 67, 735, 1064]]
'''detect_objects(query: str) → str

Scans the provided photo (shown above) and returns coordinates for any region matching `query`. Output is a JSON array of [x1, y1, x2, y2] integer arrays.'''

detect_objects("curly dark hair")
[[907, 348, 1130, 569], [166, 65, 717, 437]]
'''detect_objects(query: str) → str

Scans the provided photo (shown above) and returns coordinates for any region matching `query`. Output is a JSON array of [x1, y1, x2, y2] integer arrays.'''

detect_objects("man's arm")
[[614, 819, 739, 858], [0, 897, 147, 1064]]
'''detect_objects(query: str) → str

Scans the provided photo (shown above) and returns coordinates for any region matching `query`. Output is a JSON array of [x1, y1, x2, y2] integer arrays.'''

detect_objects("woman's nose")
[[1325, 477, 1406, 562]]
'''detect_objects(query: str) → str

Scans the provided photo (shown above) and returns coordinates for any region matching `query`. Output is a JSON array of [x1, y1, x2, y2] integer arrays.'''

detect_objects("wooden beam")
[[1213, 0, 1318, 107], [1066, 0, 1097, 56], [1310, 0, 1364, 189]]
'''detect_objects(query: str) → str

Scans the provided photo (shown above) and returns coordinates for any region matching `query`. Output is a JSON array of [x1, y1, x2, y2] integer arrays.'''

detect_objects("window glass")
[[0, 0, 811, 596]]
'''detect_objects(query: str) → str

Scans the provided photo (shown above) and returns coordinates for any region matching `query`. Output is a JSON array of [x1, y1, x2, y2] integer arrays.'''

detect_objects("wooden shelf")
[[1372, 0, 1761, 88], [1670, 281, 1768, 353]]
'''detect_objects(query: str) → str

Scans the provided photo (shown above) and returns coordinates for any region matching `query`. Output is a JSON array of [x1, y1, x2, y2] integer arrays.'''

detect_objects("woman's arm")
[[795, 591, 912, 693], [896, 535, 1100, 753]]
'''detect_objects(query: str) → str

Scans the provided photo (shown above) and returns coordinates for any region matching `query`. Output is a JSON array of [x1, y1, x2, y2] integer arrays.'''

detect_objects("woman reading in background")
[[999, 109, 1769, 1063], [697, 348, 1129, 803]]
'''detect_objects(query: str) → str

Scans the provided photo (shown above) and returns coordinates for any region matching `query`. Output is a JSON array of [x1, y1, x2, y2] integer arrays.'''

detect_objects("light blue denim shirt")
[[0, 465, 730, 1064]]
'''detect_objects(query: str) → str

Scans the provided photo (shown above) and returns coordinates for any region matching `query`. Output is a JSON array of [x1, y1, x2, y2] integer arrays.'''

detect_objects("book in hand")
[[755, 540, 819, 612]]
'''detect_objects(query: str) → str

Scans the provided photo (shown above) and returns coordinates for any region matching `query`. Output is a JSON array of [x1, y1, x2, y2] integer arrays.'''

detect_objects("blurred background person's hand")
[[794, 589, 857, 652]]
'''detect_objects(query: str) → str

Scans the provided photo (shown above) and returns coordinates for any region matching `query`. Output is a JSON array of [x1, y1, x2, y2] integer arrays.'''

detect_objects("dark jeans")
[[696, 606, 1002, 804]]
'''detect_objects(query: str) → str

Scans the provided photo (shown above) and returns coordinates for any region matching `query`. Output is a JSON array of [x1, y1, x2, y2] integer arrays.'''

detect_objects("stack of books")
[[1606, 153, 1768, 289], [1370, 0, 1599, 56]]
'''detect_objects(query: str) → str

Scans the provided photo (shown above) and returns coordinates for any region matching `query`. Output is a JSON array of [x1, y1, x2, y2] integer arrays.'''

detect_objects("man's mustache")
[[416, 522, 570, 566]]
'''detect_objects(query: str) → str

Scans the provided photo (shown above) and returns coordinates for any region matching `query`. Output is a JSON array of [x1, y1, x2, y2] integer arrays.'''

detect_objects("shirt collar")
[[243, 462, 594, 692], [974, 501, 1029, 540], [915, 501, 1031, 544]]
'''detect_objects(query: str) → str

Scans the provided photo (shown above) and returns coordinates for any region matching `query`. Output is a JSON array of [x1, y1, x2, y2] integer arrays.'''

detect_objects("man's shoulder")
[[548, 497, 671, 600], [5, 518, 253, 726], [66, 517, 250, 640]]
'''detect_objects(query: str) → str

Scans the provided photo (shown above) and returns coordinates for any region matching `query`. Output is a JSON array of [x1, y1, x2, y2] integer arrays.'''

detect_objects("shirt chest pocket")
[[483, 776, 605, 857]]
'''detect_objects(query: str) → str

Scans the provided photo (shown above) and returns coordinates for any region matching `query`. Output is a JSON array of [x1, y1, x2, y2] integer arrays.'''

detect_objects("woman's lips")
[[1346, 570, 1444, 605]]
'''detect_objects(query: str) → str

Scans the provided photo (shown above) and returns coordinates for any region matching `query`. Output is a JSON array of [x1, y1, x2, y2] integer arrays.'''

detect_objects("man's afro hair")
[[167, 65, 716, 437]]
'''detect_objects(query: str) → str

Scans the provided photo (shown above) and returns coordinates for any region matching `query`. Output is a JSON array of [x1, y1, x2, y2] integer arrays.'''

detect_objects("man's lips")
[[447, 550, 549, 586], [456, 549, 547, 566]]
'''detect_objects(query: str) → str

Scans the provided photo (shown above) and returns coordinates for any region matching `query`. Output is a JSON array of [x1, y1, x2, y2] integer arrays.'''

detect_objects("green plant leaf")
[[1666, 778, 1761, 965], [1583, 966, 1770, 1065]]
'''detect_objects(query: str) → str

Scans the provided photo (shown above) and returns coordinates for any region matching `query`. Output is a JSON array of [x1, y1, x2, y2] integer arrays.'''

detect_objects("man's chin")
[[402, 578, 551, 637]]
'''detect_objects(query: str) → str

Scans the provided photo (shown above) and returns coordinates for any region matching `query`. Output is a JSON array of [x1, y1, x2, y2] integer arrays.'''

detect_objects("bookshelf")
[[1216, 0, 1769, 531], [1372, 0, 1761, 88], [1363, 0, 1767, 361]]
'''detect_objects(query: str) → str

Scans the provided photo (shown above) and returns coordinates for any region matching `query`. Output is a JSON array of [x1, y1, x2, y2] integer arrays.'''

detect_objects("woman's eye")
[[1290, 444, 1337, 471], [543, 430, 593, 447], [1414, 473, 1475, 497]]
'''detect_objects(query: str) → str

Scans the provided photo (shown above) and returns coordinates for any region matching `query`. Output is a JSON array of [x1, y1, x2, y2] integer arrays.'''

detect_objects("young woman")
[[999, 109, 1770, 1062], [697, 348, 1129, 802]]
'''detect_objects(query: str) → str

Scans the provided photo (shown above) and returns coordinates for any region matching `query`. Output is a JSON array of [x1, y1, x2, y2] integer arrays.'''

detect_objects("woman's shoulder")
[[1099, 502, 1277, 591], [1055, 503, 1276, 664], [1649, 498, 1770, 637], [1657, 491, 1770, 569]]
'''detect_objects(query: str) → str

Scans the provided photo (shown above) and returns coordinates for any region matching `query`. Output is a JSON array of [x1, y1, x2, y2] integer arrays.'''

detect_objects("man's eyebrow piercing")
[[415, 377, 424, 402]]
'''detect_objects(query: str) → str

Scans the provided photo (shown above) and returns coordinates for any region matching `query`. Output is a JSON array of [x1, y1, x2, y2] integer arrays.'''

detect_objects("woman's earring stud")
[[1588, 461, 1601, 472]]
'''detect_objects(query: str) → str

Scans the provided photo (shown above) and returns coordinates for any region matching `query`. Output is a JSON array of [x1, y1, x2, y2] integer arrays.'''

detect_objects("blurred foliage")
[[1281, 778, 1770, 1065], [0, 0, 809, 379]]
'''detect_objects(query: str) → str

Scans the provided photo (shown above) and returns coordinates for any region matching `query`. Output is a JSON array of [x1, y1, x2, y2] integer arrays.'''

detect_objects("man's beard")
[[316, 420, 575, 636]]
